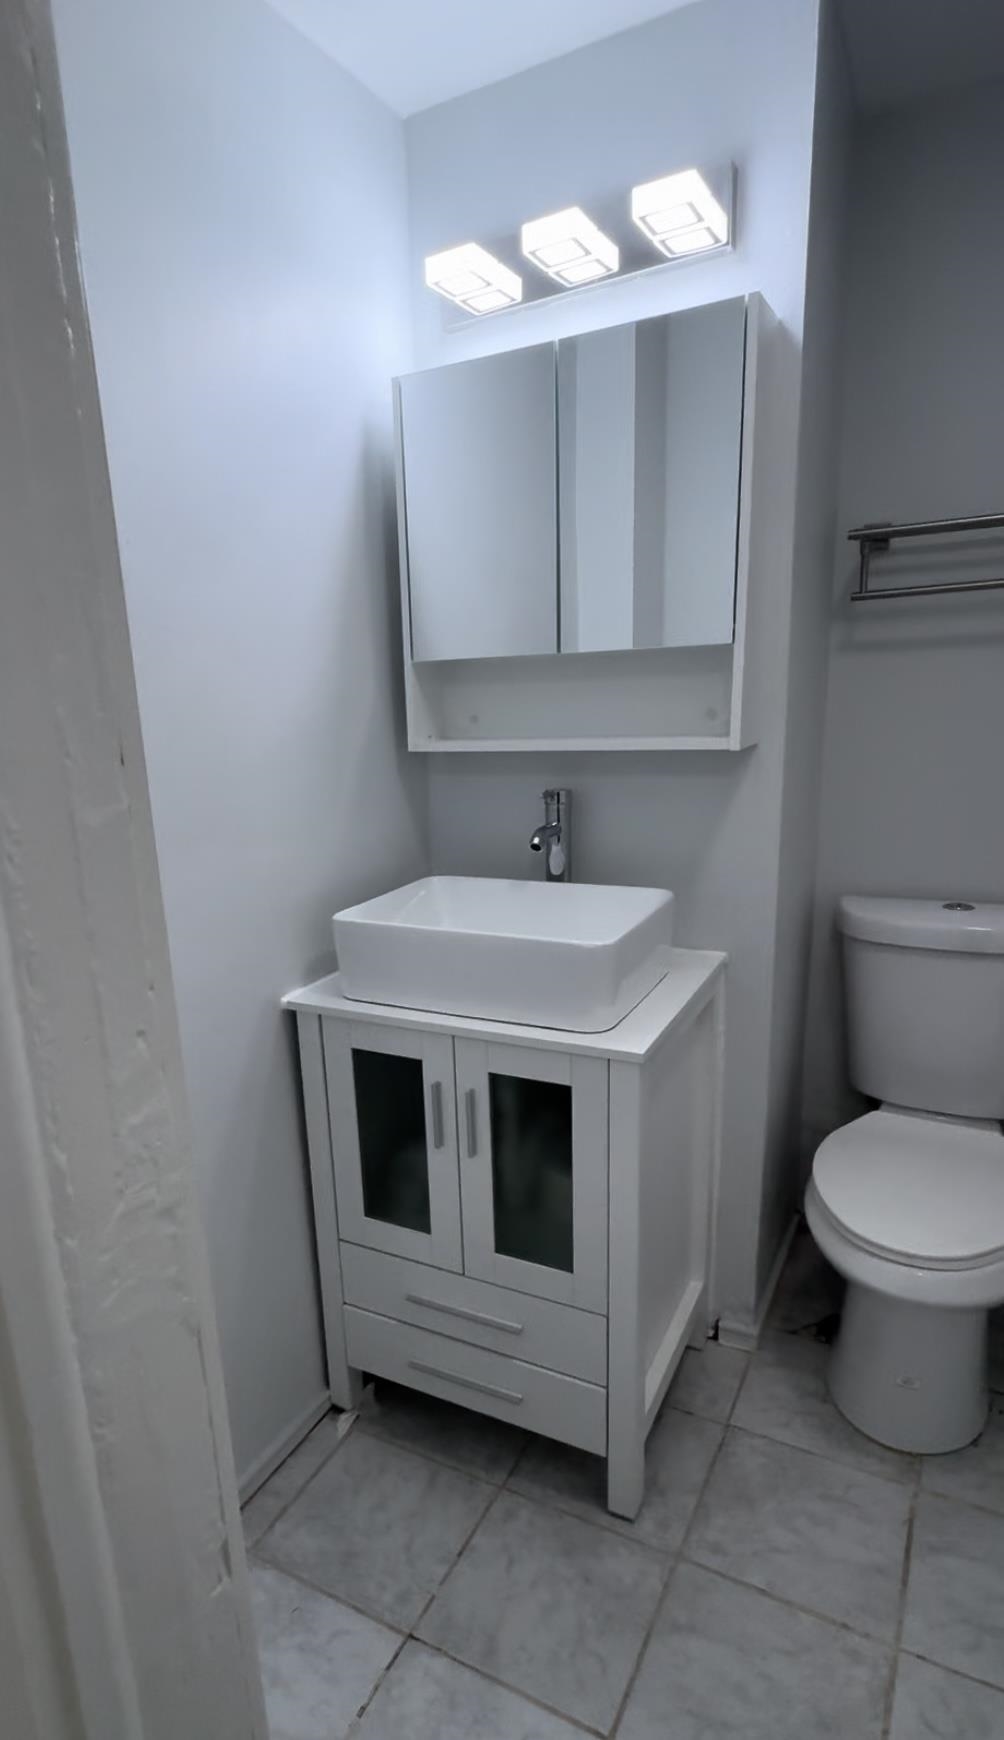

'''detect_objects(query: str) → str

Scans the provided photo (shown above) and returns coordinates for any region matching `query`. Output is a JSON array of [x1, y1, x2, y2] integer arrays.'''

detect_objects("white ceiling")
[[264, 0, 698, 117], [266, 0, 1004, 120], [838, 0, 1004, 112]]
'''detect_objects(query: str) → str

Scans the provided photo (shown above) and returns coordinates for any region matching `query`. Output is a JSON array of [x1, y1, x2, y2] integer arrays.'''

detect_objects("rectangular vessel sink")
[[334, 876, 674, 1032]]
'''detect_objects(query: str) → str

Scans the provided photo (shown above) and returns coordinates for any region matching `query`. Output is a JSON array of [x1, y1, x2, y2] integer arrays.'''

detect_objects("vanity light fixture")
[[423, 242, 522, 315], [631, 168, 729, 258], [521, 206, 619, 287]]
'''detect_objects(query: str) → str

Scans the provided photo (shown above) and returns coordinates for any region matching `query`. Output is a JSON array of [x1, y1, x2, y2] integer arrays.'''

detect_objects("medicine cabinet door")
[[558, 297, 746, 652], [398, 345, 558, 663]]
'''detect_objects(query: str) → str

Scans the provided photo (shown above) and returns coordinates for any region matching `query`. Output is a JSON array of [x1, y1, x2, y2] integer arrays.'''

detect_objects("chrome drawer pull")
[[408, 1359, 523, 1406], [430, 1081, 445, 1151], [404, 1292, 524, 1336]]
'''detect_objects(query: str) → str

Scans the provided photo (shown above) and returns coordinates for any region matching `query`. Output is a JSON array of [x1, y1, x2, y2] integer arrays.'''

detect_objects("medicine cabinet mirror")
[[393, 291, 774, 752], [396, 296, 746, 663]]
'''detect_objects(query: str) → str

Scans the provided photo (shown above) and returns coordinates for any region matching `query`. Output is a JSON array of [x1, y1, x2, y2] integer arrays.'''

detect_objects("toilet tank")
[[839, 896, 1004, 1119]]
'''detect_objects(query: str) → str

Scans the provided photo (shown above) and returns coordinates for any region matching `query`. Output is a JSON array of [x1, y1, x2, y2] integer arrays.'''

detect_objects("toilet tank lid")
[[838, 895, 1004, 954]]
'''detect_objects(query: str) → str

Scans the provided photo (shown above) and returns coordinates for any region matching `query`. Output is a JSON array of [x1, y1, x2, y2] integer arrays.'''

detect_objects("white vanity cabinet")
[[285, 950, 724, 1519]]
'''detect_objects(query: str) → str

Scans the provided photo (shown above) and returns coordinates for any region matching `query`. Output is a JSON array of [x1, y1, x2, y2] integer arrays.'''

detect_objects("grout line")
[[243, 1412, 358, 1547], [674, 1554, 901, 1653], [248, 1549, 409, 1638], [726, 1346, 755, 1421], [410, 1482, 505, 1634], [607, 1417, 733, 1736], [672, 1425, 917, 1657], [352, 1414, 524, 1489], [500, 1477, 674, 1562], [254, 1415, 501, 1561], [344, 1631, 411, 1739], [881, 1470, 919, 1740], [412, 1635, 608, 1738], [722, 1416, 919, 1492], [897, 1647, 1004, 1700], [910, 1479, 1004, 1525]]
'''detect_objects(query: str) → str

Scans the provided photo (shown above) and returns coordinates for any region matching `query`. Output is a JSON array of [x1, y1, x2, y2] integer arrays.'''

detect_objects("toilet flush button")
[[943, 901, 975, 912]]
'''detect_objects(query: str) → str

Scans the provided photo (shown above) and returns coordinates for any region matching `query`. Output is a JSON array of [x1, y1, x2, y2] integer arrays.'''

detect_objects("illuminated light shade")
[[424, 243, 522, 315], [521, 207, 619, 288], [631, 169, 729, 258]]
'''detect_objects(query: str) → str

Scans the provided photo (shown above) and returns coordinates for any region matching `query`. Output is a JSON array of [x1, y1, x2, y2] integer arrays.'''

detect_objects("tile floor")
[[244, 1227, 1004, 1739]]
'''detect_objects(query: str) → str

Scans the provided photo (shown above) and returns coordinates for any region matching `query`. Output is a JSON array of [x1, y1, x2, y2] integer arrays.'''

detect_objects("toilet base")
[[830, 1282, 988, 1454]]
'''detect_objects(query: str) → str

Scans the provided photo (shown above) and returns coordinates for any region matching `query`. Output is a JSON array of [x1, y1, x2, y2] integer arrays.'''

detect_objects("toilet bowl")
[[808, 895, 1004, 1454], [807, 1108, 1004, 1452]]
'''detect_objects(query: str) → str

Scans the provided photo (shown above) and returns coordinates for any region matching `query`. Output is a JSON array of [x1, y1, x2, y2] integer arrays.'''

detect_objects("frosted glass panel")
[[489, 1073, 573, 1273], [352, 1048, 431, 1235]]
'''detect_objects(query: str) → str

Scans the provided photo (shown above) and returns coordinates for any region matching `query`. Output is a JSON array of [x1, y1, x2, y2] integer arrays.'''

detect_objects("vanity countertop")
[[282, 946, 725, 1063]]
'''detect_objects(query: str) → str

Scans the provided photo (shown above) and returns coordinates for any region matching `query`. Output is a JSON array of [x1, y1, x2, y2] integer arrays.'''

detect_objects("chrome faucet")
[[529, 789, 570, 882]]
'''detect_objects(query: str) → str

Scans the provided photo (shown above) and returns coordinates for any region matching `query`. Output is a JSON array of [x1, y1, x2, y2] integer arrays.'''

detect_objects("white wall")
[[760, 0, 853, 1291], [51, 0, 427, 1485], [802, 77, 1004, 1147], [0, 0, 264, 1728], [404, 0, 825, 1330]]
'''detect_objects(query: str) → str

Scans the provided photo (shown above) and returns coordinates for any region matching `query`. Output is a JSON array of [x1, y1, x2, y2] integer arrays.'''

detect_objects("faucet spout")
[[528, 790, 570, 882]]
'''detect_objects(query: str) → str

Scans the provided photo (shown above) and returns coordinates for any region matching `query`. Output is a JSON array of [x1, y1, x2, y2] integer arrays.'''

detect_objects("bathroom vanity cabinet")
[[283, 950, 724, 1518]]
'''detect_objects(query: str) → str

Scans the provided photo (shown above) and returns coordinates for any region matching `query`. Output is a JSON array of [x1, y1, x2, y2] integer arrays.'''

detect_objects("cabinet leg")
[[330, 1364, 363, 1413], [607, 1421, 646, 1520]]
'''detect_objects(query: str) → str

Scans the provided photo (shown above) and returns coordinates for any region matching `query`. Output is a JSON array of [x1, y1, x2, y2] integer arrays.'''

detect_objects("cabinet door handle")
[[430, 1081, 444, 1151], [465, 1087, 477, 1157], [404, 1292, 524, 1336], [408, 1359, 523, 1407]]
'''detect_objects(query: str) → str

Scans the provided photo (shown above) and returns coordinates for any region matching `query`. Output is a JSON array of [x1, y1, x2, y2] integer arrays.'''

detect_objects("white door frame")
[[0, 3, 267, 1732], [0, 912, 144, 1740]]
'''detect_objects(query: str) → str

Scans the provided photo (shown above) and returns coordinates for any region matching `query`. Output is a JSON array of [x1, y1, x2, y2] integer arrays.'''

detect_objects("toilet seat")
[[812, 1110, 1004, 1270]]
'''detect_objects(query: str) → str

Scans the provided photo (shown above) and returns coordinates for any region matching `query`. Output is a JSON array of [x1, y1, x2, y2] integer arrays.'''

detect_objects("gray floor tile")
[[416, 1491, 666, 1733], [902, 1493, 1004, 1688], [889, 1653, 1004, 1740], [686, 1428, 911, 1640], [733, 1330, 916, 1484], [920, 1394, 1004, 1514], [259, 1431, 493, 1629], [618, 1562, 890, 1740], [250, 1563, 398, 1740], [241, 1412, 348, 1545], [357, 1378, 527, 1483], [353, 1641, 590, 1738], [508, 1407, 722, 1552], [767, 1224, 844, 1337], [669, 1342, 749, 1424]]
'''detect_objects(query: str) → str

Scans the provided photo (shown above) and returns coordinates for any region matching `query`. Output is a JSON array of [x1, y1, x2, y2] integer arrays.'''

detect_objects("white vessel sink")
[[334, 876, 674, 1032]]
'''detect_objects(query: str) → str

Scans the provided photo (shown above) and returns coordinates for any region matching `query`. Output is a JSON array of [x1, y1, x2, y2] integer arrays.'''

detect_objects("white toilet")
[[806, 895, 1004, 1454]]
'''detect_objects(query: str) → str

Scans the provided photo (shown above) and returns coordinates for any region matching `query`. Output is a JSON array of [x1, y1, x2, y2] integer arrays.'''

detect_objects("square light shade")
[[424, 243, 522, 315], [521, 207, 619, 287], [631, 169, 729, 258]]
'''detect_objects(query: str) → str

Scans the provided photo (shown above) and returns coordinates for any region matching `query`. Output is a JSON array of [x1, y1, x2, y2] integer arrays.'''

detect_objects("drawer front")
[[341, 1242, 606, 1385], [344, 1306, 607, 1456]]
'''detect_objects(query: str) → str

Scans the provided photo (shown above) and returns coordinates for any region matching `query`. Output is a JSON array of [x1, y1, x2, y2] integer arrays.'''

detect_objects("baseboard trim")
[[717, 1214, 798, 1353], [238, 1389, 332, 1504]]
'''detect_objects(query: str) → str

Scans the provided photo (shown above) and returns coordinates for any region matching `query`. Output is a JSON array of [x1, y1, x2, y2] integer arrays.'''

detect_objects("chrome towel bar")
[[848, 510, 1004, 601]]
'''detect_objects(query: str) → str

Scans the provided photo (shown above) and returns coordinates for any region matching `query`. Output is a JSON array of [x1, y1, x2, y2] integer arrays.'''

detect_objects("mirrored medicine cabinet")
[[394, 291, 776, 752]]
